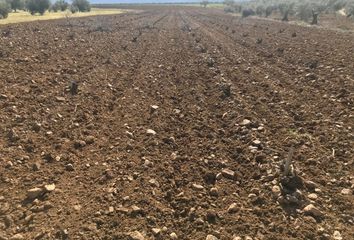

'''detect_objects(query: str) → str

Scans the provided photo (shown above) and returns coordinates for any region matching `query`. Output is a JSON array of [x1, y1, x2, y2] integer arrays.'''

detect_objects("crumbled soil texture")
[[0, 6, 353, 240]]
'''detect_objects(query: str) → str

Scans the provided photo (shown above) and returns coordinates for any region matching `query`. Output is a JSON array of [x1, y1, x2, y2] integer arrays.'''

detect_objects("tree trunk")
[[311, 10, 318, 25], [282, 10, 289, 21]]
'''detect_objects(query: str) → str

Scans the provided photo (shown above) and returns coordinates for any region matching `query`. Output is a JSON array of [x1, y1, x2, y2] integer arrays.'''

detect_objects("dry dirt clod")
[[65, 164, 74, 171], [210, 187, 219, 196], [74, 140, 86, 149], [32, 162, 41, 171], [27, 188, 44, 200]]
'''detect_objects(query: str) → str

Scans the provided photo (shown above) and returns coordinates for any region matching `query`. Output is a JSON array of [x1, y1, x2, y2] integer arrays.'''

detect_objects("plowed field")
[[0, 6, 353, 240]]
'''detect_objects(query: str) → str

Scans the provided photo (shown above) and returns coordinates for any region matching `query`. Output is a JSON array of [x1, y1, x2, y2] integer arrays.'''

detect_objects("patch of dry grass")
[[0, 8, 124, 25]]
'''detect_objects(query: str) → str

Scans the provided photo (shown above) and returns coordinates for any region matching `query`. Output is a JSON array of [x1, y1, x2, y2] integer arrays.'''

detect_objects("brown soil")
[[0, 6, 353, 240]]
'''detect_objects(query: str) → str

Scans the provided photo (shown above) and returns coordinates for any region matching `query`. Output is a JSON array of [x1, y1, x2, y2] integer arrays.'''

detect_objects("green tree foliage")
[[0, 0, 10, 18], [70, 4, 78, 13], [72, 0, 90, 12], [7, 0, 24, 12], [26, 0, 50, 15], [51, 0, 68, 12]]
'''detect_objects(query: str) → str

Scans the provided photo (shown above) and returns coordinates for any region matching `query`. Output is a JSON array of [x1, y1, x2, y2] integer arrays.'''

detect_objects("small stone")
[[303, 204, 323, 219], [206, 235, 218, 240], [55, 96, 66, 102], [151, 228, 161, 235], [146, 129, 157, 136], [245, 237, 253, 240], [233, 237, 242, 240], [32, 122, 41, 132], [210, 187, 219, 196], [116, 207, 129, 214], [85, 136, 95, 144], [305, 180, 318, 191], [170, 232, 178, 239], [308, 193, 318, 200], [150, 105, 159, 112], [240, 119, 251, 126], [4, 215, 13, 227], [7, 129, 20, 142], [227, 203, 238, 213], [65, 164, 74, 171], [192, 184, 204, 190], [108, 206, 114, 213], [73, 205, 82, 211], [341, 188, 351, 195], [44, 184, 55, 192], [27, 188, 44, 200], [143, 159, 153, 167], [333, 230, 342, 240], [252, 140, 261, 146], [221, 169, 235, 180], [131, 205, 143, 216], [10, 234, 24, 240], [74, 140, 86, 149], [149, 179, 160, 188], [305, 73, 316, 80], [5, 161, 13, 168], [128, 231, 145, 240], [272, 185, 281, 194]]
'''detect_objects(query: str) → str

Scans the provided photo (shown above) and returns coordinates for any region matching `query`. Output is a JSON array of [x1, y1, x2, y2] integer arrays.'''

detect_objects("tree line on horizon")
[[221, 0, 354, 23], [0, 0, 91, 19]]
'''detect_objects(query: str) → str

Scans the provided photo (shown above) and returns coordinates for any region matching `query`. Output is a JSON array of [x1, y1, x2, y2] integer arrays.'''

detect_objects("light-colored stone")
[[149, 179, 160, 188], [152, 228, 161, 235], [206, 235, 218, 240], [146, 129, 157, 136], [44, 184, 55, 192], [210, 187, 219, 196], [221, 169, 235, 179], [170, 232, 178, 239], [27, 188, 44, 199], [333, 230, 342, 240], [240, 119, 251, 126], [128, 231, 145, 240], [10, 234, 24, 240], [303, 204, 323, 218], [341, 188, 351, 195], [272, 185, 281, 194], [192, 184, 204, 190], [308, 193, 318, 200], [227, 203, 238, 213]]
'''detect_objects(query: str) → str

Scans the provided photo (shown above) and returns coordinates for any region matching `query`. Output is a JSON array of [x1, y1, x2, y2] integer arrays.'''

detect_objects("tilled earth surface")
[[0, 6, 353, 240]]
